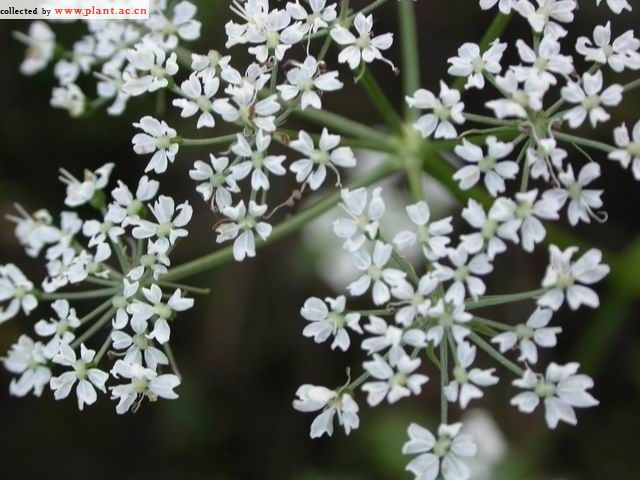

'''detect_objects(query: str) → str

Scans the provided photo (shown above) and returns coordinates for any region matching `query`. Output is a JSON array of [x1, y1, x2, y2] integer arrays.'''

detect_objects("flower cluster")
[[2, 164, 194, 413], [5, 0, 639, 478]]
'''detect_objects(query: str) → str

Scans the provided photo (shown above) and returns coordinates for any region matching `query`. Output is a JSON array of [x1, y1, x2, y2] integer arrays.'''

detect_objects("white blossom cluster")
[[2, 165, 193, 413], [5, 0, 640, 478]]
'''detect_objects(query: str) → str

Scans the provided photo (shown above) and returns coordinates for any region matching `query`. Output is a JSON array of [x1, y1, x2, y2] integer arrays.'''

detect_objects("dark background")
[[1, 1, 639, 479]]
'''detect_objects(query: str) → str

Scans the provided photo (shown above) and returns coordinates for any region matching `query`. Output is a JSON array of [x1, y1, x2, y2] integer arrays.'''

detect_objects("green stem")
[[472, 316, 515, 331], [162, 161, 400, 281], [41, 288, 118, 301], [177, 134, 237, 147], [440, 330, 449, 424], [469, 332, 524, 376], [158, 281, 211, 295], [360, 68, 404, 132], [349, 308, 394, 316], [463, 113, 519, 127], [465, 288, 547, 310], [623, 78, 640, 93], [554, 132, 615, 153], [294, 108, 392, 142], [398, 0, 420, 121], [163, 343, 182, 380], [71, 308, 116, 349], [78, 298, 114, 326]]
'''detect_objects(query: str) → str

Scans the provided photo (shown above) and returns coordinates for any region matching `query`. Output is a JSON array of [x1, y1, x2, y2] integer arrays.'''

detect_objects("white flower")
[[50, 344, 109, 411], [526, 137, 567, 181], [538, 246, 610, 311], [576, 22, 640, 73], [51, 83, 86, 118], [54, 37, 95, 86], [82, 211, 126, 248], [460, 199, 520, 260], [362, 354, 428, 406], [596, 0, 632, 14], [347, 241, 407, 306], [492, 308, 561, 364], [561, 70, 623, 128], [433, 246, 494, 305], [45, 212, 82, 261], [330, 13, 395, 70], [515, 0, 577, 38], [403, 422, 477, 480], [109, 176, 160, 227], [147, 1, 201, 49], [454, 137, 519, 197], [191, 50, 230, 78], [128, 241, 170, 281], [277, 55, 343, 110], [172, 72, 220, 129], [6, 206, 59, 258], [287, 0, 337, 36], [128, 285, 194, 345], [58, 163, 114, 208], [426, 300, 473, 345], [513, 36, 573, 88], [189, 154, 240, 210], [485, 70, 546, 119], [393, 201, 453, 261], [290, 129, 356, 190], [293, 384, 359, 438], [609, 121, 640, 180], [111, 316, 169, 370], [216, 200, 273, 262], [490, 189, 562, 252], [230, 131, 286, 191], [390, 275, 439, 327], [132, 195, 192, 254], [545, 163, 603, 226], [110, 360, 180, 414], [111, 279, 140, 329], [14, 21, 56, 75], [407, 83, 465, 139], [213, 84, 280, 132], [479, 0, 517, 14], [3, 335, 51, 397], [123, 39, 179, 96], [132, 116, 179, 174], [333, 187, 386, 252], [444, 342, 499, 409], [361, 315, 427, 360], [447, 40, 506, 90], [0, 264, 38, 323], [301, 296, 361, 351], [511, 362, 598, 429], [248, 9, 304, 62], [34, 300, 80, 358]]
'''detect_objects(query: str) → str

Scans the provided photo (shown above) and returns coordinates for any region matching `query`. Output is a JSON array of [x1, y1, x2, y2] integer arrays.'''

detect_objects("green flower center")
[[516, 323, 534, 339], [582, 95, 601, 110], [479, 156, 496, 173], [433, 437, 452, 457], [535, 381, 556, 398]]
